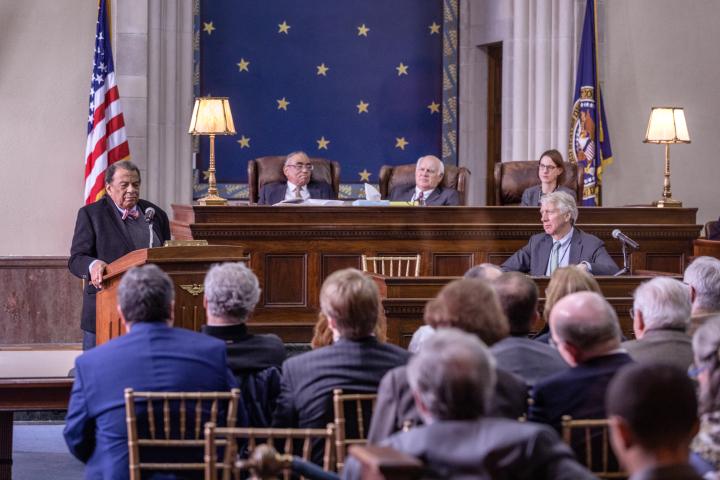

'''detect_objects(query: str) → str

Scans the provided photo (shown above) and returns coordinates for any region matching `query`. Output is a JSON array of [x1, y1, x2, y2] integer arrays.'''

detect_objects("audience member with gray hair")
[[684, 256, 720, 334], [201, 263, 286, 426], [344, 329, 595, 480], [502, 191, 619, 275], [530, 291, 633, 429], [64, 264, 241, 478], [621, 277, 693, 370]]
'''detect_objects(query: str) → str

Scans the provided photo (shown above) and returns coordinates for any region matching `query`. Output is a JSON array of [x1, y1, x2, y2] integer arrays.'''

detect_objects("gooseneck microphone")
[[144, 207, 156, 248], [611, 229, 640, 249]]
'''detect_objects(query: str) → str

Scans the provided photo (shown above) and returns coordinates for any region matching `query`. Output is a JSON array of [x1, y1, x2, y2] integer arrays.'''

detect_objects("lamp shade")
[[643, 107, 690, 144], [188, 97, 236, 135]]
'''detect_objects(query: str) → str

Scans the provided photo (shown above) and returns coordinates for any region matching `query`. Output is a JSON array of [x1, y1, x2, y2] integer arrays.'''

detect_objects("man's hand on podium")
[[90, 261, 107, 289]]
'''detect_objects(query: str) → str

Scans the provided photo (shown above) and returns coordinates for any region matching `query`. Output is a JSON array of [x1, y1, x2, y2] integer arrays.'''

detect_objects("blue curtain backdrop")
[[195, 0, 444, 196]]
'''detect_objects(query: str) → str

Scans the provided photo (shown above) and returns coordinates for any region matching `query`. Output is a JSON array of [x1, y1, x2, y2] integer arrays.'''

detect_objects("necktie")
[[294, 186, 302, 199], [122, 208, 140, 220], [547, 241, 561, 276], [416, 191, 425, 206]]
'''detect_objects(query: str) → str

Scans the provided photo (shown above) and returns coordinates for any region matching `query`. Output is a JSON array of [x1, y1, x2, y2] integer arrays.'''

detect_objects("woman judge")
[[521, 149, 575, 206]]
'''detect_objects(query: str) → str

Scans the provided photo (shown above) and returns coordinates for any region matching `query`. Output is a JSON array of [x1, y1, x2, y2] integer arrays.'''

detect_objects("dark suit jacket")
[[521, 184, 576, 206], [622, 328, 693, 371], [367, 364, 528, 444], [258, 180, 334, 205], [490, 336, 569, 386], [529, 352, 633, 429], [68, 196, 171, 332], [63, 322, 241, 480], [387, 184, 460, 206], [344, 419, 595, 480], [501, 227, 619, 276]]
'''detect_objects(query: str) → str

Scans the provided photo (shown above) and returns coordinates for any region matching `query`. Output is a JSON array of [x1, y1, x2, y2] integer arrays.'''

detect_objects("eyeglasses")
[[538, 164, 558, 171], [628, 308, 635, 319], [286, 163, 314, 171]]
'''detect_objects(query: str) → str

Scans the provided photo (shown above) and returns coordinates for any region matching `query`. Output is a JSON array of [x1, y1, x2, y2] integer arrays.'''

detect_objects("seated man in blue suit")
[[258, 151, 335, 205], [387, 155, 460, 206], [502, 191, 619, 276], [64, 264, 242, 480]]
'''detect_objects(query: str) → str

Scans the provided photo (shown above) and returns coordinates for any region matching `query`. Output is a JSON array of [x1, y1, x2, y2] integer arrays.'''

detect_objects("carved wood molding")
[[0, 257, 70, 269]]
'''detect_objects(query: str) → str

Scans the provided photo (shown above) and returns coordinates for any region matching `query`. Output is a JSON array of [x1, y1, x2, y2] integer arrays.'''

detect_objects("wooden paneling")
[[432, 253, 474, 276], [264, 254, 307, 306], [0, 257, 82, 345], [321, 254, 362, 281]]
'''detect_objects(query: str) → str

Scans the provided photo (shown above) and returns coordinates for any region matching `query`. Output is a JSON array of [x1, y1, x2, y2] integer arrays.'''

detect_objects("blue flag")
[[569, 0, 613, 206]]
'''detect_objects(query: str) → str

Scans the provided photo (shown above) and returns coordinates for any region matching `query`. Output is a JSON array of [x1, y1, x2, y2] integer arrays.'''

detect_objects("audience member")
[[690, 316, 720, 476], [64, 264, 241, 479], [684, 256, 720, 334], [502, 191, 619, 275], [606, 363, 701, 480], [408, 262, 503, 353], [490, 272, 568, 385], [202, 262, 285, 426], [272, 268, 409, 431], [709, 218, 720, 241], [258, 151, 335, 205], [368, 278, 528, 443], [529, 291, 632, 428], [311, 311, 387, 349], [345, 329, 595, 479], [387, 155, 460, 206], [622, 277, 693, 370], [521, 149, 575, 206], [534, 266, 602, 342]]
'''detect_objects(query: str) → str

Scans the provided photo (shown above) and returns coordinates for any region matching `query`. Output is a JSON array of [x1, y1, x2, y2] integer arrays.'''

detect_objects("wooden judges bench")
[[171, 205, 700, 343]]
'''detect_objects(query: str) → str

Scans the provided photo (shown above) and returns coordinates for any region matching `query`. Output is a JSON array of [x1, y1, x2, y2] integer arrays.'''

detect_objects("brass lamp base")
[[656, 197, 682, 208], [197, 194, 228, 206]]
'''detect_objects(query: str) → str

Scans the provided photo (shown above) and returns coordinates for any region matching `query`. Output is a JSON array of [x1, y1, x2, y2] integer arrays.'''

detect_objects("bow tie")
[[122, 208, 140, 220]]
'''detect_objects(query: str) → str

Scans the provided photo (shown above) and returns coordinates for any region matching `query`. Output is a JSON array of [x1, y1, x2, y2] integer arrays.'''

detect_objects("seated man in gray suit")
[[502, 191, 619, 275], [490, 272, 568, 386], [387, 155, 459, 206], [343, 329, 595, 480], [258, 151, 334, 205], [622, 276, 693, 371]]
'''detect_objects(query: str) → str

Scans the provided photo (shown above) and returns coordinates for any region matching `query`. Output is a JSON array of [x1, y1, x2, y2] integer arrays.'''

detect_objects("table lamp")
[[188, 97, 236, 205], [643, 107, 690, 208]]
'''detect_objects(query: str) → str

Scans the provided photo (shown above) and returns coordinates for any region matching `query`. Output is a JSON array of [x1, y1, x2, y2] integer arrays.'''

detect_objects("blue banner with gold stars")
[[196, 0, 444, 194]]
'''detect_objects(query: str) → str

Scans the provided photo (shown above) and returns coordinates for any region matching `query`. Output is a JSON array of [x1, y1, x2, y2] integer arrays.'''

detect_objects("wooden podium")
[[95, 245, 247, 345]]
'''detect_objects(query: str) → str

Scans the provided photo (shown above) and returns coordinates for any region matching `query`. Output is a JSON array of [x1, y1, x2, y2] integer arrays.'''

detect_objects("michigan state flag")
[[568, 0, 613, 206]]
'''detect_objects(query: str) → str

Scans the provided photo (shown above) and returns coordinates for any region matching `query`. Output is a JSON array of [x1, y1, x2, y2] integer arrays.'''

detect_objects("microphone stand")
[[613, 241, 630, 277]]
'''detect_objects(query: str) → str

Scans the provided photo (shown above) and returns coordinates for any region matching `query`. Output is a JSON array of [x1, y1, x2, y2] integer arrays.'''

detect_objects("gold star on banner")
[[357, 24, 370, 36], [317, 136, 330, 150], [237, 135, 250, 148], [276, 97, 290, 110], [278, 21, 291, 34], [359, 169, 371, 181], [202, 169, 210, 181], [427, 101, 441, 114], [356, 100, 369, 114], [395, 137, 409, 150], [236, 58, 250, 72], [203, 22, 215, 35], [429, 22, 441, 34], [396, 63, 409, 76], [316, 63, 329, 76]]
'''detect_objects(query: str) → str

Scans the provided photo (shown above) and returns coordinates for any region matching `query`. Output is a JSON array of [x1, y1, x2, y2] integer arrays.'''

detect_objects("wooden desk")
[[0, 378, 73, 480], [171, 205, 700, 342]]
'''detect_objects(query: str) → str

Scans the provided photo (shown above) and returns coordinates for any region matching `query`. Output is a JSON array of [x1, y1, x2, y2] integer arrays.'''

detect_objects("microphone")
[[144, 207, 155, 223], [612, 229, 640, 249]]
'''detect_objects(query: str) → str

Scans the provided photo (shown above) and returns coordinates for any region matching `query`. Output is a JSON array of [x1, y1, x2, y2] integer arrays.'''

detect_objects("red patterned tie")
[[122, 208, 140, 220], [417, 191, 425, 206]]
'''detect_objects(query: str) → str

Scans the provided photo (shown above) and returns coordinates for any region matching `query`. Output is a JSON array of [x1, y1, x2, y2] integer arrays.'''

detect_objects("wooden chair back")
[[247, 155, 341, 204], [361, 255, 421, 277], [124, 388, 240, 480], [561, 416, 626, 479], [204, 423, 336, 480], [378, 163, 471, 205], [493, 160, 581, 205], [333, 389, 378, 471]]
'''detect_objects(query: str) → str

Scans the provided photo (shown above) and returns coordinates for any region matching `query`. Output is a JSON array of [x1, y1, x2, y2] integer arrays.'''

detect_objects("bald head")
[[550, 291, 621, 364]]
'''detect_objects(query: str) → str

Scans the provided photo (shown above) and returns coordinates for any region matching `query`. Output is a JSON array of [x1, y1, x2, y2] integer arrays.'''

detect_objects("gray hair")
[[204, 262, 260, 323], [541, 191, 578, 224], [633, 277, 691, 331], [284, 151, 309, 166], [692, 316, 720, 413], [118, 264, 174, 324], [416, 155, 444, 175], [684, 256, 720, 312], [105, 160, 141, 184], [552, 291, 620, 351], [463, 263, 503, 281], [407, 328, 496, 421]]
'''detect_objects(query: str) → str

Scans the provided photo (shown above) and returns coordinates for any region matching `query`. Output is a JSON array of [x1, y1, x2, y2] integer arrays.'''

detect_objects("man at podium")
[[69, 160, 171, 350]]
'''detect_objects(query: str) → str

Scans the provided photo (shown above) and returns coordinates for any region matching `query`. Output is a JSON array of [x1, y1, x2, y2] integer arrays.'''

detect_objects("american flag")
[[84, 0, 130, 205]]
